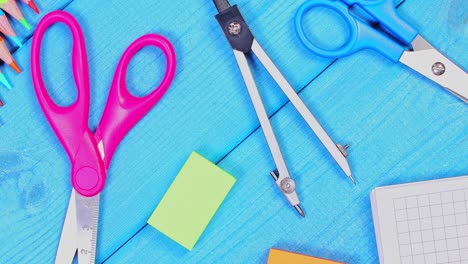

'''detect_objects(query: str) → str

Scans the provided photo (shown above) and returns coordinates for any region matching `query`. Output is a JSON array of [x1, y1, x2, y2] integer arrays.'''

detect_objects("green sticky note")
[[147, 152, 236, 250]]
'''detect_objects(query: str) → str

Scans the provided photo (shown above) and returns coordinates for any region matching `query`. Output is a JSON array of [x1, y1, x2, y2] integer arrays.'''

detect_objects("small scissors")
[[295, 0, 468, 103], [31, 11, 176, 263]]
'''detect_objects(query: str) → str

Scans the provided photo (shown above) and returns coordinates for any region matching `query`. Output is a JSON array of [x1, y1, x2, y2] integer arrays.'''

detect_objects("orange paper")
[[267, 248, 344, 264]]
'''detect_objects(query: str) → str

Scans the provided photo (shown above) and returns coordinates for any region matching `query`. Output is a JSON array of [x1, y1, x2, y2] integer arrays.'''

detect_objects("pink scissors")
[[31, 11, 176, 263]]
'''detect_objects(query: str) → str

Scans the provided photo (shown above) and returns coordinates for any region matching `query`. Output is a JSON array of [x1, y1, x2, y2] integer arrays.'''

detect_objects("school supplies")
[[21, 0, 39, 14], [371, 176, 468, 264], [0, 9, 21, 46], [0, 0, 30, 30], [212, 0, 353, 217], [295, 0, 468, 103], [148, 152, 236, 250], [267, 248, 345, 264], [31, 11, 176, 263], [0, 36, 19, 73]]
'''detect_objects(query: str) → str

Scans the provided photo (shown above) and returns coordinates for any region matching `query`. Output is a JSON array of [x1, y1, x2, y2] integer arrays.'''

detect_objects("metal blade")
[[97, 140, 105, 161], [55, 191, 78, 264], [233, 49, 300, 208], [75, 193, 100, 264], [251, 40, 353, 178], [400, 35, 468, 103]]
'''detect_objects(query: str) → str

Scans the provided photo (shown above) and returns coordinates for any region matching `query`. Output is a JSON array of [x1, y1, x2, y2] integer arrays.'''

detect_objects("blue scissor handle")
[[295, 0, 407, 62], [343, 0, 418, 44]]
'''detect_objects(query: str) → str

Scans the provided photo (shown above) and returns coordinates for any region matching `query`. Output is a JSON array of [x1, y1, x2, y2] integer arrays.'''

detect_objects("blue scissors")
[[295, 0, 467, 103]]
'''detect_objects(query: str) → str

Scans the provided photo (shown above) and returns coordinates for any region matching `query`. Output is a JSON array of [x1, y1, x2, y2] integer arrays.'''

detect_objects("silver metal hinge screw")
[[432, 62, 446, 76], [280, 178, 296, 194], [228, 22, 242, 36]]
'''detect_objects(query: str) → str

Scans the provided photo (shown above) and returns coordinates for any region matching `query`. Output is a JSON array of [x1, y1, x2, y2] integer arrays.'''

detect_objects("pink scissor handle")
[[31, 11, 106, 197], [94, 34, 176, 169]]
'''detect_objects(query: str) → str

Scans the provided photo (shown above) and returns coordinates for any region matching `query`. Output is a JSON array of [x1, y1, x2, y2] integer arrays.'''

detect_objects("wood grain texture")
[[104, 1, 468, 262], [0, 0, 466, 263]]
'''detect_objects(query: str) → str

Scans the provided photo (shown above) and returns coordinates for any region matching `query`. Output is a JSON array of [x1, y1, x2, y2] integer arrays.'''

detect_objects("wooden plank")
[[102, 0, 468, 263]]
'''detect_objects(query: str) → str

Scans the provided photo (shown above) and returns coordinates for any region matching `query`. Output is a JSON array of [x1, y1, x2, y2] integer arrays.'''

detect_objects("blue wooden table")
[[0, 0, 466, 263]]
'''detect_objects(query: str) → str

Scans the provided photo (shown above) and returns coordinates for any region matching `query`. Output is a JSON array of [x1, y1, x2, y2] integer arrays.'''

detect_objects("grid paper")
[[394, 189, 468, 264], [371, 176, 468, 264]]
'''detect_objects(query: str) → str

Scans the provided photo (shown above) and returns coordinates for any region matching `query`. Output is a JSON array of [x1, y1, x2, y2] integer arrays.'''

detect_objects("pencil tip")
[[0, 73, 12, 90], [9, 61, 21, 73], [19, 18, 31, 30], [9, 36, 22, 47], [294, 205, 305, 218], [28, 1, 40, 14], [349, 174, 356, 185]]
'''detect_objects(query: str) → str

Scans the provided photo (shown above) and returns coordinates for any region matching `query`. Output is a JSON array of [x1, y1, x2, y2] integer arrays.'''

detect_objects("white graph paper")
[[371, 176, 468, 264]]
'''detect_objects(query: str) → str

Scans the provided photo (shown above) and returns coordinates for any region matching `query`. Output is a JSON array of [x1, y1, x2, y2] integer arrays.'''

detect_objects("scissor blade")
[[55, 191, 78, 264], [251, 40, 353, 178], [75, 193, 100, 264], [400, 35, 468, 103]]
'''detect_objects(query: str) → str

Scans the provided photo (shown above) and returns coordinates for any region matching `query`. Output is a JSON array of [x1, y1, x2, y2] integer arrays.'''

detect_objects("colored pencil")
[[21, 0, 39, 14], [0, 69, 11, 89], [0, 36, 20, 73], [0, 0, 30, 30], [0, 9, 21, 47]]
